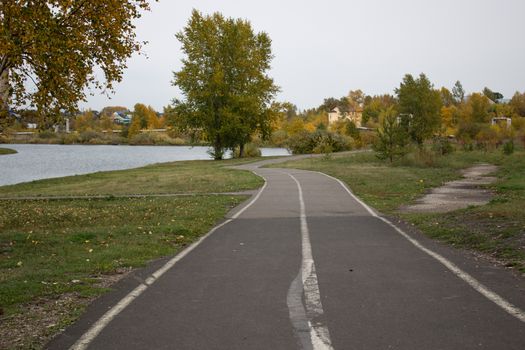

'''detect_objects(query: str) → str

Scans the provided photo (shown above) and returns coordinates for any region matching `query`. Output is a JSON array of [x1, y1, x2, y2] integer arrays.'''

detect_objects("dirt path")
[[401, 163, 498, 213]]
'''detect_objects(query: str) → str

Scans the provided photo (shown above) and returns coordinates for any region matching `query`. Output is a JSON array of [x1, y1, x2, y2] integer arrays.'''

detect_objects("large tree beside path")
[[0, 0, 153, 130], [172, 10, 279, 160]]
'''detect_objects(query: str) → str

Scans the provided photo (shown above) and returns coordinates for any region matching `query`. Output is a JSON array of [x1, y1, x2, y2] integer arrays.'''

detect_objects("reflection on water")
[[0, 144, 290, 186]]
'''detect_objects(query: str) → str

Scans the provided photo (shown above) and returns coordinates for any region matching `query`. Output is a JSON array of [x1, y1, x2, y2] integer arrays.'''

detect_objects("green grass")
[[273, 149, 525, 272], [0, 147, 17, 155], [0, 196, 244, 314], [0, 195, 246, 348], [0, 157, 264, 348], [0, 158, 264, 198]]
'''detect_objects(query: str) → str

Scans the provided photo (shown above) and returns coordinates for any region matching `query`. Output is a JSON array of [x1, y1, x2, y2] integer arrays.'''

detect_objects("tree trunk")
[[0, 68, 9, 132], [239, 143, 245, 158], [213, 135, 223, 160], [0, 68, 9, 113]]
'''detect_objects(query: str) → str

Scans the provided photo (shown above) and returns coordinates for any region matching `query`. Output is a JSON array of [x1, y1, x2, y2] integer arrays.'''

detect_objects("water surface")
[[0, 144, 290, 186]]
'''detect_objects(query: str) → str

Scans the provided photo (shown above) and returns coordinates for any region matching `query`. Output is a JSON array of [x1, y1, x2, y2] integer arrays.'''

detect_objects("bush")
[[474, 126, 499, 151], [129, 132, 186, 146], [38, 130, 56, 139], [60, 133, 80, 144], [120, 125, 129, 138], [313, 140, 334, 155], [233, 143, 261, 158], [432, 136, 455, 155], [359, 130, 378, 148], [78, 130, 103, 143], [286, 131, 314, 154], [503, 140, 515, 155], [396, 147, 437, 168], [157, 134, 186, 145], [286, 130, 351, 155], [129, 133, 156, 145], [107, 134, 126, 145]]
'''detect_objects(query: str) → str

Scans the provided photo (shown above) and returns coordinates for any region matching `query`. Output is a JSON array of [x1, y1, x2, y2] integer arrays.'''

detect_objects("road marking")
[[319, 171, 525, 323], [230, 181, 267, 219], [69, 183, 268, 350], [287, 172, 334, 350]]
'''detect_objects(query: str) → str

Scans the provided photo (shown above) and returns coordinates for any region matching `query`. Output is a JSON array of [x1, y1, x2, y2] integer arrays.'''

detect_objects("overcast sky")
[[80, 0, 525, 112]]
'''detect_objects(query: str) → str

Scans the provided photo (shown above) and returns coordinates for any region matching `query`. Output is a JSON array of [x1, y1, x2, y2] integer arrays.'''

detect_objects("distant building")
[[491, 117, 512, 128], [328, 106, 363, 127], [111, 111, 132, 125]]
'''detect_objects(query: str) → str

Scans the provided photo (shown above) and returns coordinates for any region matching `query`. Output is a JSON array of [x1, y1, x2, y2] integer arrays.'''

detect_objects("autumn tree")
[[172, 10, 278, 159], [396, 73, 442, 145], [127, 117, 142, 138], [280, 102, 298, 121], [362, 94, 396, 127], [347, 89, 365, 110], [510, 91, 525, 117], [285, 117, 307, 136], [73, 110, 97, 132], [101, 106, 129, 118], [320, 97, 349, 113], [99, 114, 115, 131], [456, 93, 493, 142], [464, 93, 492, 123], [0, 1, 152, 130], [440, 105, 460, 136], [440, 87, 455, 107], [131, 103, 158, 129]]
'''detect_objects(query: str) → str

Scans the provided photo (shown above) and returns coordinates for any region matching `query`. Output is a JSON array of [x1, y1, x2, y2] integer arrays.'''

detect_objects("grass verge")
[[0, 147, 17, 155], [0, 158, 264, 198], [271, 150, 525, 273], [0, 158, 263, 349]]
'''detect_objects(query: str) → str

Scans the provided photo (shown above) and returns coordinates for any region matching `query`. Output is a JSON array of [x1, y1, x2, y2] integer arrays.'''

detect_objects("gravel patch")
[[400, 164, 498, 213]]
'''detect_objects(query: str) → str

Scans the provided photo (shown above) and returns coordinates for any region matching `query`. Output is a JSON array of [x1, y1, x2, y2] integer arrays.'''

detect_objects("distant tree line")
[[2, 4, 524, 160]]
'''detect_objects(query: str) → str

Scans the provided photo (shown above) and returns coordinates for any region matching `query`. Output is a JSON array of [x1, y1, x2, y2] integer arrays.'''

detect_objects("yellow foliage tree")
[[74, 111, 96, 132], [128, 117, 142, 139], [147, 108, 161, 129], [99, 115, 115, 131], [0, 1, 151, 126], [285, 117, 306, 136], [440, 105, 459, 136]]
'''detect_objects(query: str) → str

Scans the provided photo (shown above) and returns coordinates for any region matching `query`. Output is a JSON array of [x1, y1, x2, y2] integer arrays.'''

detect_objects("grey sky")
[[80, 0, 525, 112]]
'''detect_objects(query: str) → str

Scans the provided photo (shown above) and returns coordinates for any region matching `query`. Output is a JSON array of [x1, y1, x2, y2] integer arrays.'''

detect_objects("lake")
[[0, 144, 290, 186]]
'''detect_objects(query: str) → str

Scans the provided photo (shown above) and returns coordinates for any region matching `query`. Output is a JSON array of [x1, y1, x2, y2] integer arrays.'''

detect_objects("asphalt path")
[[48, 156, 525, 350]]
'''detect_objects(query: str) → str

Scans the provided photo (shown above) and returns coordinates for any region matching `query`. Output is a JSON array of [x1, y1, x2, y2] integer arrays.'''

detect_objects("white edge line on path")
[[69, 181, 268, 350], [318, 171, 525, 323], [230, 181, 267, 219]]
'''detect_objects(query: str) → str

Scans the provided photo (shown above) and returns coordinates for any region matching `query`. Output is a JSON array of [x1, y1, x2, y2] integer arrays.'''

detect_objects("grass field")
[[0, 158, 264, 198], [0, 147, 17, 155], [272, 149, 525, 273], [0, 157, 263, 349]]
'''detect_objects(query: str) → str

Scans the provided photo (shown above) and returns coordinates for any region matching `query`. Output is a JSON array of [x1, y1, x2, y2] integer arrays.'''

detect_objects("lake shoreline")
[[0, 144, 290, 187]]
